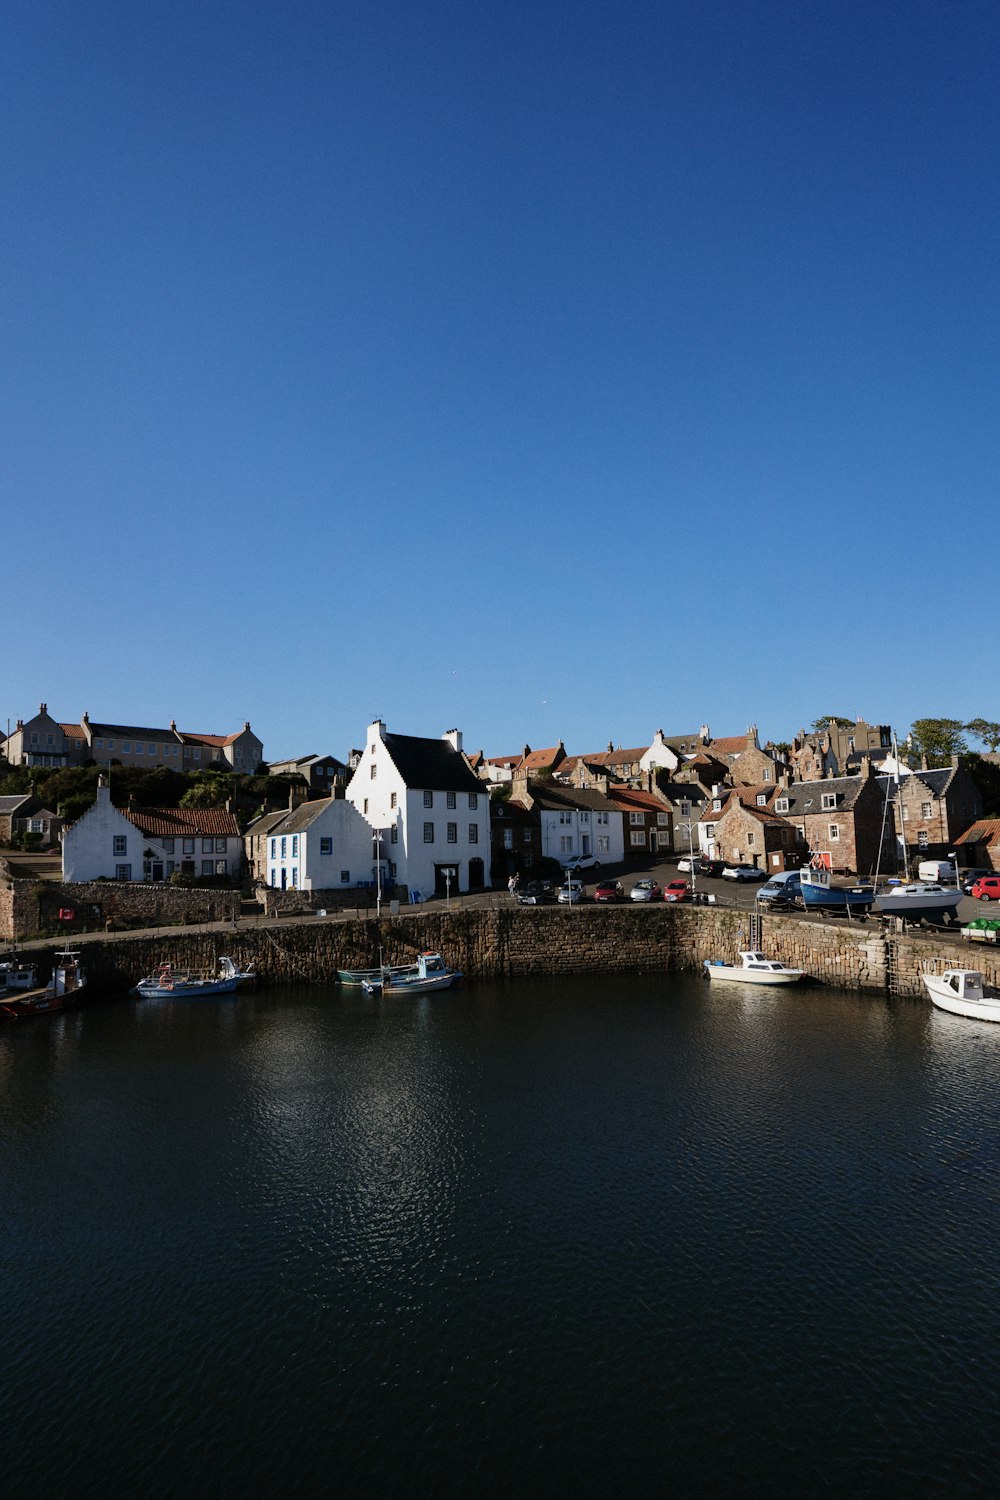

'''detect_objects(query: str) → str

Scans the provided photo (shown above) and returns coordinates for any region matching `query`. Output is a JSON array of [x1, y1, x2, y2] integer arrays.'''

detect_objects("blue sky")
[[3, 1, 998, 762]]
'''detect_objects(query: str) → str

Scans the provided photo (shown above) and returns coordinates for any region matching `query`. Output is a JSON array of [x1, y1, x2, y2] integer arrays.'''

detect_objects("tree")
[[811, 716, 854, 734], [960, 754, 1000, 816], [909, 718, 967, 766], [965, 718, 1000, 754]]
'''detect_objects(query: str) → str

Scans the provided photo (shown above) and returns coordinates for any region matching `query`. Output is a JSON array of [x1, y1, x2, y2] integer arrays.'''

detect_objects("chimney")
[[920, 752, 929, 771], [40, 702, 47, 714], [244, 721, 250, 731], [443, 728, 463, 753], [950, 753, 960, 768], [170, 719, 177, 731]]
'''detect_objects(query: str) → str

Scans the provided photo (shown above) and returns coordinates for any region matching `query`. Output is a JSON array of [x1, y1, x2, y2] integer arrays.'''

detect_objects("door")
[[468, 857, 485, 891]]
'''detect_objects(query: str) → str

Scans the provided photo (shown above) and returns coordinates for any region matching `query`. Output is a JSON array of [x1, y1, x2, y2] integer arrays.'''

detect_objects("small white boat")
[[0, 957, 38, 998], [703, 951, 807, 986], [363, 952, 462, 996], [922, 967, 1000, 1022], [135, 955, 248, 1001]]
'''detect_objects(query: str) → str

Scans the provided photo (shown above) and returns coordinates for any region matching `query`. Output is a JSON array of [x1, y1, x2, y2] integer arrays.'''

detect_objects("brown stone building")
[[772, 762, 892, 875]]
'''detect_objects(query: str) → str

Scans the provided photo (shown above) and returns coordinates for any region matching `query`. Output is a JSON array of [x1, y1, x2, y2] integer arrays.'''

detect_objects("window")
[[469, 793, 478, 810], [147, 743, 155, 754], [523, 829, 532, 844], [630, 812, 644, 825], [776, 798, 789, 813], [918, 831, 929, 849], [162, 838, 174, 853], [447, 791, 456, 809], [756, 794, 767, 806], [597, 812, 608, 825], [447, 822, 458, 844], [370, 763, 377, 780], [183, 838, 194, 855], [291, 836, 298, 856], [631, 832, 645, 847], [559, 811, 572, 825], [747, 832, 755, 846], [202, 860, 214, 876], [921, 802, 932, 819], [597, 836, 610, 853], [390, 826, 398, 844], [424, 822, 434, 843], [270, 871, 277, 887], [116, 864, 131, 881], [340, 870, 350, 883], [829, 825, 840, 842], [320, 838, 332, 855], [424, 791, 433, 808], [821, 793, 837, 810], [680, 801, 691, 817], [390, 792, 397, 810], [469, 824, 478, 844], [166, 861, 175, 876], [215, 838, 226, 853], [291, 868, 298, 888], [902, 807, 910, 821], [713, 799, 723, 812], [762, 769, 771, 782], [215, 859, 227, 875], [657, 813, 669, 825], [503, 829, 513, 849], [280, 837, 287, 857], [579, 811, 589, 824], [560, 836, 572, 853], [113, 835, 127, 856], [363, 798, 368, 815]]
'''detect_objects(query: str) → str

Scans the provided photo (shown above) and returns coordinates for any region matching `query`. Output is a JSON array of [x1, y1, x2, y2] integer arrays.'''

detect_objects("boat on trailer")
[[703, 951, 807, 986], [799, 860, 874, 915], [922, 966, 1000, 1022]]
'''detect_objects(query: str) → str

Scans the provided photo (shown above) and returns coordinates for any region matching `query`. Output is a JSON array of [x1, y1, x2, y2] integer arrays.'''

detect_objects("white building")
[[255, 796, 376, 892], [346, 722, 492, 898], [526, 784, 625, 867], [62, 782, 243, 883]]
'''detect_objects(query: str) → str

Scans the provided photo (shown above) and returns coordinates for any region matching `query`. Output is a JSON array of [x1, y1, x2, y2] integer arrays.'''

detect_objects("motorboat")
[[134, 955, 248, 1001], [874, 882, 963, 922], [0, 956, 38, 998], [337, 961, 419, 986], [703, 951, 807, 986], [0, 950, 86, 1019], [922, 967, 1000, 1022], [799, 862, 874, 914], [363, 952, 462, 996]]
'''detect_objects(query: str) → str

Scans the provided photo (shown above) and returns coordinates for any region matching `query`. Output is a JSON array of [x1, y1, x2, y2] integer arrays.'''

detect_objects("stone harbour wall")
[[0, 861, 240, 941], [19, 904, 999, 1002]]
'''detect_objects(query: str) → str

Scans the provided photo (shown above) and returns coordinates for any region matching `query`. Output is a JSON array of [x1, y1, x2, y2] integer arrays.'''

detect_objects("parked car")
[[662, 880, 690, 903], [563, 853, 600, 872], [722, 865, 766, 882], [630, 879, 660, 902], [696, 858, 726, 878], [676, 857, 696, 873], [960, 868, 994, 894], [593, 879, 623, 902], [557, 880, 586, 904], [516, 879, 555, 905], [971, 875, 1000, 902]]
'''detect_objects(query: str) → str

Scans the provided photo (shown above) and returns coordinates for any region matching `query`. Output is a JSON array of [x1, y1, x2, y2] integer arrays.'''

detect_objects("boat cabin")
[[937, 970, 987, 1003]]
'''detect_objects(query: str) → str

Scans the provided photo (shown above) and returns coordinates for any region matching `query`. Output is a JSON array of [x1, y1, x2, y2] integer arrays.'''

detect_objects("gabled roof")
[[706, 735, 751, 757], [257, 798, 348, 836], [126, 806, 241, 838], [246, 809, 289, 840], [607, 787, 667, 813], [0, 794, 33, 816], [89, 721, 180, 742], [776, 775, 870, 815], [58, 723, 87, 740], [383, 732, 483, 794], [954, 818, 1000, 848], [528, 783, 620, 813], [520, 745, 564, 772]]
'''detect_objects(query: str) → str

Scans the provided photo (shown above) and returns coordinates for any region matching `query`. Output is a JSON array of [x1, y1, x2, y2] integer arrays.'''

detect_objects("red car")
[[971, 875, 1000, 901], [662, 880, 690, 903], [593, 879, 624, 902]]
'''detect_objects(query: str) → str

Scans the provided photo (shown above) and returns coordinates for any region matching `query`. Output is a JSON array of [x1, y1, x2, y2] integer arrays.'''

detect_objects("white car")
[[677, 857, 695, 873], [722, 865, 765, 882], [630, 879, 660, 902], [557, 880, 586, 904], [563, 853, 600, 872]]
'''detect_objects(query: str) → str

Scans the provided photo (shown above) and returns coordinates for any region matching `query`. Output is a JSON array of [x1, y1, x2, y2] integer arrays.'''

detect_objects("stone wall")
[[0, 860, 240, 940], [16, 904, 997, 1001]]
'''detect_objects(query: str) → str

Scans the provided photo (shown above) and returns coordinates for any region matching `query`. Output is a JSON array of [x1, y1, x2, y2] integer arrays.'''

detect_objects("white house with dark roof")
[[346, 721, 491, 897], [62, 783, 243, 883], [249, 796, 375, 892]]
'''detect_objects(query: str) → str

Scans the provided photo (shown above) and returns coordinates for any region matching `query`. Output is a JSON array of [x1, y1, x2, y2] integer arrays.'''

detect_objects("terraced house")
[[1, 704, 263, 773]]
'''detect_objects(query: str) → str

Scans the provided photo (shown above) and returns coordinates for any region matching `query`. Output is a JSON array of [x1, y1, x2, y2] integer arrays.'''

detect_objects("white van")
[[756, 870, 802, 907], [917, 860, 957, 884]]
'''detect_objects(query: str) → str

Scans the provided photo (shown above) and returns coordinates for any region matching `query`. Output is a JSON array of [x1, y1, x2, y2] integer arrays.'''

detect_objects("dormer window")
[[756, 794, 767, 806], [821, 793, 837, 810], [712, 798, 723, 812], [776, 797, 789, 813]]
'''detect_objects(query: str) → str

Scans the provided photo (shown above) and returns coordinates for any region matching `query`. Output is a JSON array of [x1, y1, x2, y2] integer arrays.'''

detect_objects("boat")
[[873, 881, 963, 922], [362, 951, 462, 996], [702, 951, 807, 986], [0, 956, 39, 998], [337, 961, 419, 987], [0, 950, 86, 1019], [134, 955, 248, 1001], [799, 861, 874, 914], [922, 967, 1000, 1022]]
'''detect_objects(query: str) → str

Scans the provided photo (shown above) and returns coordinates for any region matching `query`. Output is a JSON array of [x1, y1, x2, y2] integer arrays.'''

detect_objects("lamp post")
[[373, 828, 384, 917], [676, 821, 696, 899]]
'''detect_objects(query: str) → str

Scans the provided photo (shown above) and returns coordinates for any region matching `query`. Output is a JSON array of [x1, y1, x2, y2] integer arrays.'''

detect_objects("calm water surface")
[[1, 975, 998, 1497]]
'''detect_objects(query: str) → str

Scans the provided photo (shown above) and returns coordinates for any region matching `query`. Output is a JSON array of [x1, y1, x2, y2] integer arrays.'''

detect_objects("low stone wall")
[[0, 861, 240, 941], [19, 904, 998, 1001], [256, 884, 404, 918]]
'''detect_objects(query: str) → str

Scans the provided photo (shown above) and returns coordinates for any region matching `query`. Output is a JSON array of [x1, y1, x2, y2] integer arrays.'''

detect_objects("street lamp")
[[373, 828, 385, 917], [676, 821, 697, 899]]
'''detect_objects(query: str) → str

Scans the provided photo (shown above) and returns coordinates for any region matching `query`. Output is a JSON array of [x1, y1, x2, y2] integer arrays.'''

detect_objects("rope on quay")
[[258, 925, 331, 983]]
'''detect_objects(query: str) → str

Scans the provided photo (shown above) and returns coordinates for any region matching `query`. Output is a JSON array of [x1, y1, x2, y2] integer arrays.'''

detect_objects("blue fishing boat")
[[799, 861, 874, 914]]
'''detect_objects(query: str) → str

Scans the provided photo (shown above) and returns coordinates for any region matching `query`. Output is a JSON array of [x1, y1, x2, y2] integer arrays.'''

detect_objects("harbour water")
[[2, 975, 998, 1497]]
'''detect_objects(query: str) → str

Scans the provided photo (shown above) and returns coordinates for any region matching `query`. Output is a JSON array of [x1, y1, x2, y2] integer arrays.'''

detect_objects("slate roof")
[[528, 784, 620, 814], [255, 799, 347, 836], [0, 794, 32, 816], [775, 775, 870, 815], [383, 732, 484, 794], [126, 806, 241, 838], [89, 721, 180, 742], [245, 809, 290, 840]]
